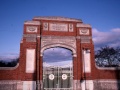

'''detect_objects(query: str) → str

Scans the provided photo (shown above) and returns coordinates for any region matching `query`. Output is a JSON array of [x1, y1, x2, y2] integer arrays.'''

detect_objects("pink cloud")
[[0, 53, 19, 62], [92, 28, 120, 49]]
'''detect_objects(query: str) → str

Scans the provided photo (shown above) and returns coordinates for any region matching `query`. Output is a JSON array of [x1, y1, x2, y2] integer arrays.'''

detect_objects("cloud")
[[0, 53, 19, 62], [43, 47, 72, 62], [92, 28, 120, 49]]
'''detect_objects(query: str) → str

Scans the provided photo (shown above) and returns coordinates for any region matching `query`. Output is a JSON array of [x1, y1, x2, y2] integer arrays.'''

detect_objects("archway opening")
[[43, 47, 73, 89]]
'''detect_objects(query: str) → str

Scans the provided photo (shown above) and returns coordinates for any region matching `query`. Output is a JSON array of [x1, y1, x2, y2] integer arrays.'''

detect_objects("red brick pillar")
[[73, 56, 77, 80], [76, 37, 82, 80], [36, 36, 41, 90], [39, 55, 43, 90], [73, 56, 81, 90], [36, 35, 43, 90]]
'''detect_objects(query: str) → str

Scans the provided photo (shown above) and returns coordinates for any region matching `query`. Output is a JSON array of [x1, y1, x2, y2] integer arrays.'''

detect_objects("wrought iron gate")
[[43, 64, 73, 90]]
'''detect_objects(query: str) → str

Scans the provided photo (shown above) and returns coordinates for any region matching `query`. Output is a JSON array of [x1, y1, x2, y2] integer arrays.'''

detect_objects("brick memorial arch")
[[0, 16, 120, 90], [21, 16, 94, 90]]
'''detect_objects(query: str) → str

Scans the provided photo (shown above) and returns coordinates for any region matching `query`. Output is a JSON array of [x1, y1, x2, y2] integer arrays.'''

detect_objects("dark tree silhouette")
[[0, 58, 19, 67], [95, 46, 120, 67]]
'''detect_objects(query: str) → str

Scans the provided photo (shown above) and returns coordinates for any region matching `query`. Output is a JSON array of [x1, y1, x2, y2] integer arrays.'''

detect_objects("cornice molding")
[[33, 16, 82, 22], [24, 21, 40, 25], [77, 23, 91, 28]]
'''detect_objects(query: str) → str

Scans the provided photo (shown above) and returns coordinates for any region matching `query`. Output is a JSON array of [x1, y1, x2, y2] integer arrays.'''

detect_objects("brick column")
[[36, 35, 41, 90], [39, 56, 43, 90]]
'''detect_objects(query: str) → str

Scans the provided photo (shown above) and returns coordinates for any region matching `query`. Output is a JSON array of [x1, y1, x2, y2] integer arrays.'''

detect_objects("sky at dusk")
[[0, 0, 120, 62]]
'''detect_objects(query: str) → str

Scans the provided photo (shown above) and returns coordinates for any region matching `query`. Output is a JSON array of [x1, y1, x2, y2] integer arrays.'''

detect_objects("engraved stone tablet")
[[83, 50, 91, 73], [26, 26, 37, 32], [26, 49, 35, 73], [49, 23, 68, 31]]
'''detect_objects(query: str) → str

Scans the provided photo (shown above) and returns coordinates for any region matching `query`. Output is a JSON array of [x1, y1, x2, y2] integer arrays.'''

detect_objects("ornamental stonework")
[[69, 24, 73, 32], [26, 26, 38, 32], [41, 36, 76, 50], [43, 22, 74, 32], [79, 29, 89, 35], [43, 22, 48, 31]]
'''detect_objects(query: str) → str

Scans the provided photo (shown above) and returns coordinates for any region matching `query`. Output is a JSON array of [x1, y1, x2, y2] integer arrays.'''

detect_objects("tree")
[[95, 46, 120, 67], [0, 58, 19, 67]]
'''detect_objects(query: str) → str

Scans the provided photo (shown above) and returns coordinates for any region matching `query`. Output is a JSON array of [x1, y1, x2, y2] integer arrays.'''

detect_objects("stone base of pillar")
[[0, 80, 23, 90], [73, 80, 81, 90], [81, 80, 93, 90], [36, 80, 43, 90]]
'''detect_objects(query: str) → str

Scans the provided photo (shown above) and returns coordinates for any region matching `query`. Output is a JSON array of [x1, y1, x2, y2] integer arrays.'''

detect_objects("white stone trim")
[[20, 38, 23, 43], [37, 35, 40, 38], [26, 49, 35, 73], [77, 23, 91, 28], [23, 34, 37, 38], [80, 36, 92, 39], [23, 81, 36, 90], [73, 80, 81, 90], [93, 79, 120, 90], [82, 49, 91, 73], [0, 63, 19, 70], [81, 80, 93, 90], [33, 16, 82, 22], [0, 80, 21, 84], [0, 80, 23, 90], [24, 21, 40, 25], [73, 53, 77, 57], [95, 64, 120, 70], [94, 79, 120, 82]]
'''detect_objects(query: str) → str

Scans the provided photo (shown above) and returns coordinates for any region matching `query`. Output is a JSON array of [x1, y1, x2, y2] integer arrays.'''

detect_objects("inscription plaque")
[[49, 23, 68, 31], [26, 49, 35, 73], [83, 50, 91, 73]]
